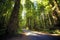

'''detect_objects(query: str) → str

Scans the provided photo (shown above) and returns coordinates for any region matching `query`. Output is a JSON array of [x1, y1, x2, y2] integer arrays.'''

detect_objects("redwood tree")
[[6, 0, 21, 35]]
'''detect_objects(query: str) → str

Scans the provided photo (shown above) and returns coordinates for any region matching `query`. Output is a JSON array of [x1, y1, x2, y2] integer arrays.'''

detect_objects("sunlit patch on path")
[[22, 29, 60, 36]]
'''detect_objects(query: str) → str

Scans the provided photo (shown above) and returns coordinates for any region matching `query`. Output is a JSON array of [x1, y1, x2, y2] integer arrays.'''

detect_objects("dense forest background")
[[0, 0, 60, 36]]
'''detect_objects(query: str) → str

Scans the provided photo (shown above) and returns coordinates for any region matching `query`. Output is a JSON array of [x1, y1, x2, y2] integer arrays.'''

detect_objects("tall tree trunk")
[[26, 17, 31, 30], [6, 0, 20, 35]]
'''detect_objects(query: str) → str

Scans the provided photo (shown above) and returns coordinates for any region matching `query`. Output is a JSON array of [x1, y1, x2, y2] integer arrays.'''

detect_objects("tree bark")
[[6, 0, 20, 35]]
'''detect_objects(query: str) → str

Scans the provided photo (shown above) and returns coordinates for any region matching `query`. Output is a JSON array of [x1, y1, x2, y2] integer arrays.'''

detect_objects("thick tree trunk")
[[6, 0, 20, 35]]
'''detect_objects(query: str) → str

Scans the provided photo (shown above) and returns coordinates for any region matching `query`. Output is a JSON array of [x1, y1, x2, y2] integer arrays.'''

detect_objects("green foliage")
[[0, 0, 60, 35], [53, 29, 60, 34], [23, 0, 54, 31], [0, 0, 15, 35], [25, 0, 34, 10]]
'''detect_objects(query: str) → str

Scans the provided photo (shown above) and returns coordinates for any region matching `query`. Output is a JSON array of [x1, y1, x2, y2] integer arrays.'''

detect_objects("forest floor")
[[1, 29, 60, 40]]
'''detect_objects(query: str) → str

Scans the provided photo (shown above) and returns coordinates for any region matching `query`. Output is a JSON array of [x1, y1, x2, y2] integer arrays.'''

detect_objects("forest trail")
[[1, 29, 60, 40], [22, 29, 60, 36]]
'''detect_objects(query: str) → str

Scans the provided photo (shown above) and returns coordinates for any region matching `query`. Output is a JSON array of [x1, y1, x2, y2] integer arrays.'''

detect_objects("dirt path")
[[1, 29, 60, 40], [2, 34, 60, 40]]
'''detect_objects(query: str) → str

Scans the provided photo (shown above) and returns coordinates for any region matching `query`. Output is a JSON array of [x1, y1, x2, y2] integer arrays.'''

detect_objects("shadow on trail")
[[0, 34, 60, 40], [27, 34, 60, 40], [0, 29, 60, 40]]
